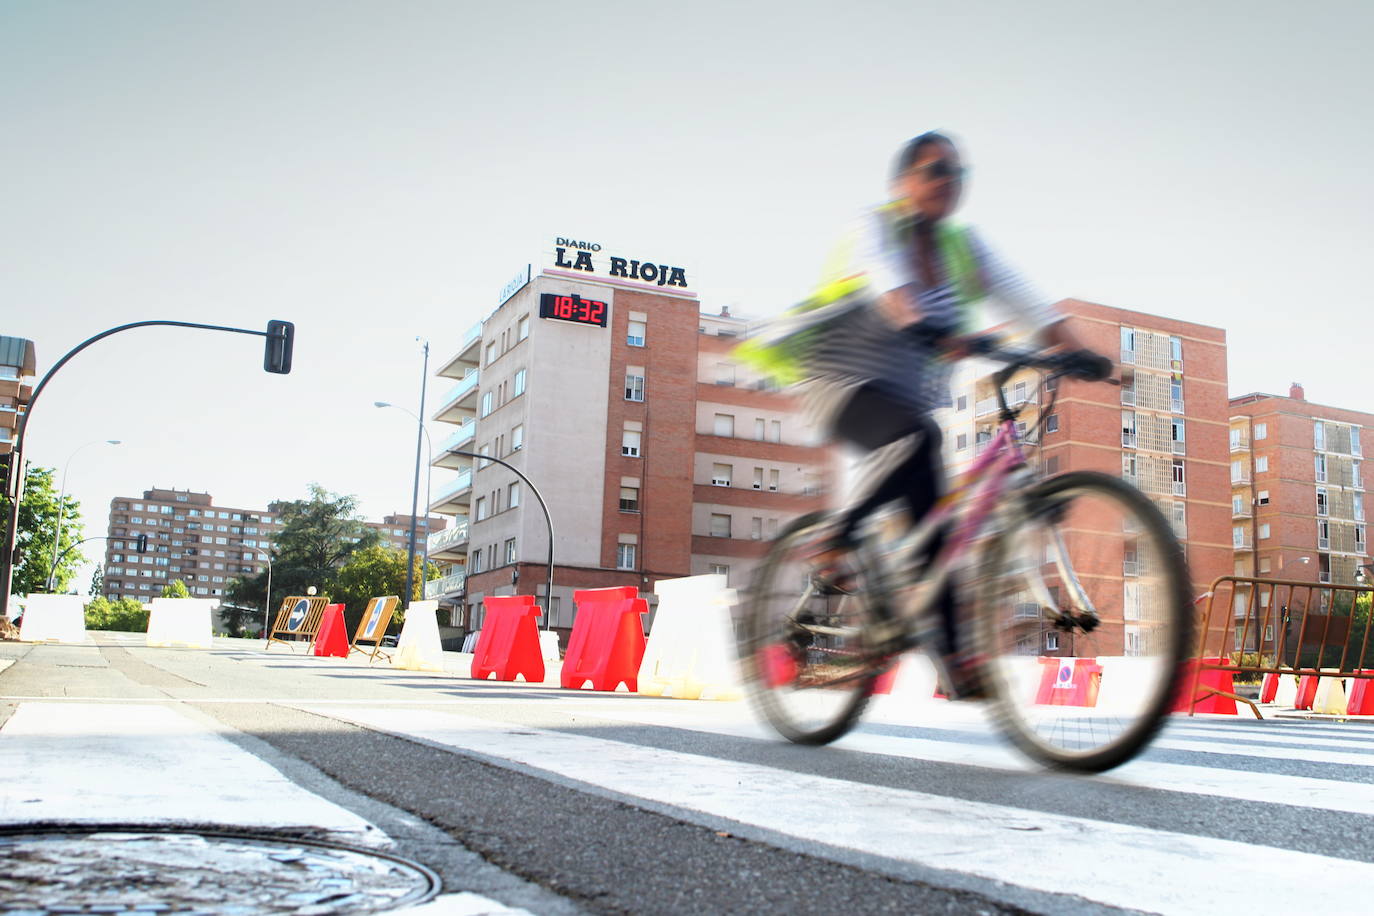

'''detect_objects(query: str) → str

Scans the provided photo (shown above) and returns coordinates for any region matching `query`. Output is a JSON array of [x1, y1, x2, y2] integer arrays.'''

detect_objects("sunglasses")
[[910, 159, 966, 181]]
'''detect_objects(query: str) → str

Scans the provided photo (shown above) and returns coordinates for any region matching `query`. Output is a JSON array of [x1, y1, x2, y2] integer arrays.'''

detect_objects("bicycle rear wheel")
[[977, 471, 1193, 772], [739, 512, 886, 745]]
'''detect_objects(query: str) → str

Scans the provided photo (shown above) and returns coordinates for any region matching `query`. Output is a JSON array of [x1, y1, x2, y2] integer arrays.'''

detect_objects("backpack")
[[735, 218, 987, 387]]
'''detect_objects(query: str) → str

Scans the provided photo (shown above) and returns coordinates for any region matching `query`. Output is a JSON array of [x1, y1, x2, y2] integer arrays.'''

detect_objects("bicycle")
[[737, 343, 1194, 772]]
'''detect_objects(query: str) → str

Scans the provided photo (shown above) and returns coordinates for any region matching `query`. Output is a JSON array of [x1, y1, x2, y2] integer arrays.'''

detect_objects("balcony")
[[424, 571, 466, 600], [1172, 440, 1186, 455], [436, 322, 483, 379], [1233, 533, 1253, 549], [1122, 432, 1137, 449], [1319, 571, 1332, 584], [1123, 560, 1139, 577], [429, 468, 473, 514], [1172, 481, 1187, 497], [1230, 437, 1250, 453], [1171, 399, 1185, 413], [427, 520, 470, 558], [1232, 505, 1252, 519], [433, 370, 480, 423], [433, 420, 477, 469], [1121, 349, 1137, 365], [1231, 471, 1251, 486], [975, 397, 999, 417], [1120, 389, 1136, 407]]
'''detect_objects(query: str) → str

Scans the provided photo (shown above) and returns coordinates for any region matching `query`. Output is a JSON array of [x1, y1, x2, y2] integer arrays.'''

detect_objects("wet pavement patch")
[[0, 828, 439, 914]]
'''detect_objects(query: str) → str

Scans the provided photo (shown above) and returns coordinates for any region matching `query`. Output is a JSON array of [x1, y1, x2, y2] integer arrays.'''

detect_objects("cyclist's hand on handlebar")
[[1059, 349, 1114, 381]]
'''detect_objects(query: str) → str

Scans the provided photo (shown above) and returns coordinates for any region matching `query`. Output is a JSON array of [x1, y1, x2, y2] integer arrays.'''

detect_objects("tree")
[[0, 465, 85, 596], [225, 484, 379, 623], [334, 545, 439, 633], [160, 578, 191, 598], [85, 595, 149, 632], [88, 566, 104, 597]]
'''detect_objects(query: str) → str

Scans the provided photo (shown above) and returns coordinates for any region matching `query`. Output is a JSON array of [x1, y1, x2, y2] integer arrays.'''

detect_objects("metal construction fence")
[[1187, 576, 1374, 717]]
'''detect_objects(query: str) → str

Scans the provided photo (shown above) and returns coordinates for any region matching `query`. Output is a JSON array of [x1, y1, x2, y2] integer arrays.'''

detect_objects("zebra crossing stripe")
[[296, 704, 1371, 914]]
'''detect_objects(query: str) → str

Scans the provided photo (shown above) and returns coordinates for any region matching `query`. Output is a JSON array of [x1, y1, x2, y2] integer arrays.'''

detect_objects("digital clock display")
[[539, 292, 608, 327]]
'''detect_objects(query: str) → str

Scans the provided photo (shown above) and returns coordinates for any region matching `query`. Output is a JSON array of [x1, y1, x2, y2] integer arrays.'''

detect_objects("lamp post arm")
[[446, 449, 555, 629]]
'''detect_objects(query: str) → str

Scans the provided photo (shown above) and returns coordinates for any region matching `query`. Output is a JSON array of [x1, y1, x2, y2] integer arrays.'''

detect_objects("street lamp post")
[[446, 449, 556, 630], [373, 395, 434, 597], [46, 439, 121, 592], [258, 550, 274, 641]]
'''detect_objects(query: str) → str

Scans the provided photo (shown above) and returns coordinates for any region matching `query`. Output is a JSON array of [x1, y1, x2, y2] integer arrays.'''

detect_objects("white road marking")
[[0, 703, 383, 845], [401, 892, 533, 915], [297, 704, 1370, 915]]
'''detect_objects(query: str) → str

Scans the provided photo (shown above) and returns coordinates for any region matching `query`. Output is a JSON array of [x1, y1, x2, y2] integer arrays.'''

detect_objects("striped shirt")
[[803, 207, 1060, 427]]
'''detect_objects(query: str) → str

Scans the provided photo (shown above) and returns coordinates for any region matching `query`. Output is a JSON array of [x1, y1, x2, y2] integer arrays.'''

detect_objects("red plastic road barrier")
[[471, 595, 544, 683], [759, 645, 799, 688], [1035, 657, 1103, 707], [561, 587, 647, 692], [1295, 674, 1320, 711], [1347, 671, 1374, 715], [1261, 672, 1280, 704], [312, 604, 349, 657], [1172, 657, 1238, 715]]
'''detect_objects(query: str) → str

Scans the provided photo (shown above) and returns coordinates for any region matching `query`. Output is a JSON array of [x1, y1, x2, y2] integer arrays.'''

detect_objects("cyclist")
[[770, 130, 1112, 695]]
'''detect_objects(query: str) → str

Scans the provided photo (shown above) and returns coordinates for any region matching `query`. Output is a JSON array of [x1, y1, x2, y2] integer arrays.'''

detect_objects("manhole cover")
[[0, 829, 439, 914]]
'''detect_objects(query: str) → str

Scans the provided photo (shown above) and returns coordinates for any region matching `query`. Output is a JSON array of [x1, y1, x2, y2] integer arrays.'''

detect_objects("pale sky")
[[3, 1, 1372, 587]]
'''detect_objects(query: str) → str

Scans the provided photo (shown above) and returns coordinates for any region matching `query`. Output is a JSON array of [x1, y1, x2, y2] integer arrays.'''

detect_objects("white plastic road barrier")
[[638, 575, 741, 700], [1274, 673, 1299, 708], [1095, 656, 1165, 713], [18, 594, 87, 644], [539, 630, 561, 663], [880, 653, 941, 701], [144, 597, 216, 649], [391, 600, 445, 672], [1313, 673, 1348, 715]]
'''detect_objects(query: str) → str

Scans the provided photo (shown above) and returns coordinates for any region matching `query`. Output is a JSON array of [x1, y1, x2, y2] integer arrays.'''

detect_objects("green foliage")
[[0, 465, 85, 595], [84, 595, 149, 632], [160, 578, 191, 598], [334, 545, 438, 633], [1228, 652, 1275, 684], [225, 484, 378, 628], [88, 566, 103, 597]]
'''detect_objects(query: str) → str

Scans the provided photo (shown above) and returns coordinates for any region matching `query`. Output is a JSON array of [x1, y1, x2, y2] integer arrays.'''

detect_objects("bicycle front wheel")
[[978, 471, 1193, 772], [738, 512, 886, 745]]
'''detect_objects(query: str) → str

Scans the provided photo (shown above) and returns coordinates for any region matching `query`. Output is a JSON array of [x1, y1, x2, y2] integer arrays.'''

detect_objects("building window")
[[622, 429, 641, 457], [1315, 454, 1327, 483], [1169, 336, 1182, 362], [619, 487, 639, 512], [713, 413, 735, 437], [1356, 492, 1366, 522], [751, 517, 763, 540], [715, 363, 736, 386], [614, 542, 636, 570], [1256, 456, 1269, 473], [752, 418, 765, 440], [1233, 495, 1245, 515], [1122, 411, 1137, 448], [513, 369, 527, 397], [518, 315, 529, 340], [1046, 632, 1060, 651], [752, 467, 764, 490], [709, 563, 729, 582], [1255, 422, 1268, 440], [711, 463, 732, 487], [1257, 489, 1270, 505], [470, 550, 484, 574], [508, 482, 520, 508], [1045, 414, 1059, 434], [480, 391, 494, 418], [957, 395, 968, 411], [504, 538, 516, 565], [1317, 487, 1329, 517], [709, 513, 731, 538], [625, 372, 645, 401], [512, 424, 524, 451], [475, 497, 488, 522], [1314, 421, 1326, 451], [1046, 456, 1060, 475], [1259, 523, 1271, 539], [1233, 527, 1246, 548], [1171, 418, 1186, 452], [627, 320, 646, 347], [1259, 557, 1271, 574], [486, 341, 497, 366], [956, 433, 968, 451], [1172, 458, 1186, 496], [769, 469, 780, 492]]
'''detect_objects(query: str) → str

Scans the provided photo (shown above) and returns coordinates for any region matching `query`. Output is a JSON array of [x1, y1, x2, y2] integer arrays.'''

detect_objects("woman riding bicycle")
[[775, 130, 1111, 694]]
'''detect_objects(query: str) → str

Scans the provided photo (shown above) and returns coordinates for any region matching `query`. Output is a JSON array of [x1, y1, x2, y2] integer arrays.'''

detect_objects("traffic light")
[[136, 534, 148, 553], [263, 320, 295, 375]]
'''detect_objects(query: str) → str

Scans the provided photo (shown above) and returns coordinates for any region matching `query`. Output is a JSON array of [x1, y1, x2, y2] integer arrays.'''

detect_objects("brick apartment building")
[[424, 240, 831, 633], [102, 488, 443, 602], [1227, 385, 1371, 652], [939, 299, 1232, 656]]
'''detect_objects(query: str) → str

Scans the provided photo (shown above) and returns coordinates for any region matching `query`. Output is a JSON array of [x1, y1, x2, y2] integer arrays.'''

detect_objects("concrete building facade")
[[425, 241, 831, 635]]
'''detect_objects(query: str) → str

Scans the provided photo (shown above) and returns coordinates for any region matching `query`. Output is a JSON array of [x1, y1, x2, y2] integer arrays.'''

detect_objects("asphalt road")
[[3, 635, 1372, 915]]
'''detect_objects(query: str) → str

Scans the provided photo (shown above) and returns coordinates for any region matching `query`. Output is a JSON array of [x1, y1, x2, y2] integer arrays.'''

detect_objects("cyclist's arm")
[[850, 210, 927, 329]]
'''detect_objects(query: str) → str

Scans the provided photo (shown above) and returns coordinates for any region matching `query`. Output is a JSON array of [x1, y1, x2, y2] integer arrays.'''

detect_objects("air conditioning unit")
[[753, 483, 761, 489], [712, 478, 731, 487]]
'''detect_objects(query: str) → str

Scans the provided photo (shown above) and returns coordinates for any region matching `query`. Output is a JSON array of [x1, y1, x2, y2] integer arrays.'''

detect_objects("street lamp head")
[[107, 440, 122, 445], [373, 401, 391, 408]]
